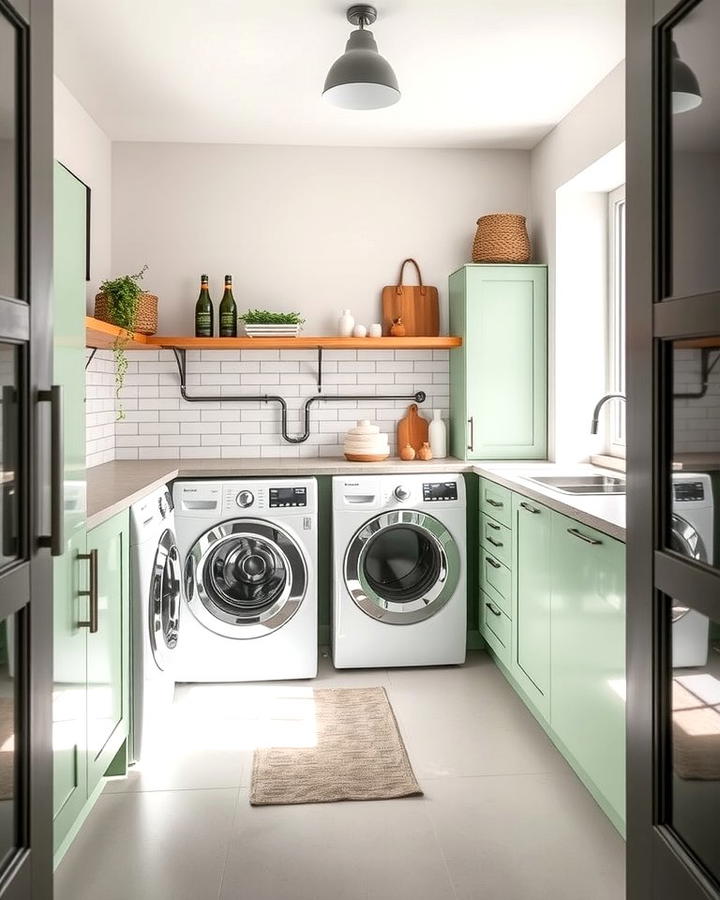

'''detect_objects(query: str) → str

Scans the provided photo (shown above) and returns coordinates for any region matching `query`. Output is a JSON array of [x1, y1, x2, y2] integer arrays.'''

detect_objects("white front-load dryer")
[[129, 485, 181, 762], [332, 474, 467, 668], [173, 478, 317, 682], [671, 473, 713, 668]]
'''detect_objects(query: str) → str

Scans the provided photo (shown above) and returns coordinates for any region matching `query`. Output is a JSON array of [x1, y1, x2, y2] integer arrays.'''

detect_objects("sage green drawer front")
[[480, 514, 512, 568], [479, 479, 512, 527], [480, 551, 511, 616], [481, 592, 511, 667]]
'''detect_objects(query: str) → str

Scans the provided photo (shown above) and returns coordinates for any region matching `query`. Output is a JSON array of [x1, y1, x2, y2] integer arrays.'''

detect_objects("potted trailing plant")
[[96, 265, 149, 419]]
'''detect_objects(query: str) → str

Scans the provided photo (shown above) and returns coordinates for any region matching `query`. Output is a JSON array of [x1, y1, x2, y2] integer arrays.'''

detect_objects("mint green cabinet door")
[[511, 494, 551, 720], [86, 512, 130, 794], [449, 265, 547, 460], [550, 512, 626, 829], [52, 161, 88, 853]]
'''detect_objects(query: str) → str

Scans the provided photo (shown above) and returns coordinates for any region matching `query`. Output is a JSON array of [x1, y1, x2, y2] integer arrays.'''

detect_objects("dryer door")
[[344, 510, 460, 624], [149, 528, 181, 671], [670, 514, 707, 625], [184, 519, 308, 639]]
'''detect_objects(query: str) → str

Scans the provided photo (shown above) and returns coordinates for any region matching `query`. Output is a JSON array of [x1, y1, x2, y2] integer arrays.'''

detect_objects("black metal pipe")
[[170, 348, 426, 444]]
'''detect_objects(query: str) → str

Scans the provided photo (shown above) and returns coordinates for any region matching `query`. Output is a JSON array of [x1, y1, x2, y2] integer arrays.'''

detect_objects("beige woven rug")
[[250, 686, 422, 806], [672, 678, 720, 780]]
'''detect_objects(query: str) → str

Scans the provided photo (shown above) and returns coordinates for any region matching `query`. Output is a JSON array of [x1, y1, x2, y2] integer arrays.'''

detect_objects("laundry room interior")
[[6, 0, 718, 897]]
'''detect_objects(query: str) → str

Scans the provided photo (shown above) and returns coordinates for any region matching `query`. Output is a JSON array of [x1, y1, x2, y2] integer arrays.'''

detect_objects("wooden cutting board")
[[397, 404, 428, 455], [381, 258, 440, 337]]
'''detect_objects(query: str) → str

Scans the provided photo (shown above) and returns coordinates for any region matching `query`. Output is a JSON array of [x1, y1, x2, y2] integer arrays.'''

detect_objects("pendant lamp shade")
[[671, 40, 702, 114], [323, 7, 400, 110]]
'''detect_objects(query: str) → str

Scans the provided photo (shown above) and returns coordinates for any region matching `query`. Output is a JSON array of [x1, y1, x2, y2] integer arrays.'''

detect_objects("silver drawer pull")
[[485, 556, 502, 569], [520, 501, 540, 514], [567, 527, 602, 546], [487, 536, 503, 548], [486, 520, 501, 531], [486, 498, 503, 508], [486, 601, 502, 617], [467, 417, 474, 452]]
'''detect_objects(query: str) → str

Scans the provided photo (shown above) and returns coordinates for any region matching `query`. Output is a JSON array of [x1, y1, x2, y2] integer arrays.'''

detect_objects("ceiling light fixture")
[[671, 40, 702, 114], [323, 5, 400, 110]]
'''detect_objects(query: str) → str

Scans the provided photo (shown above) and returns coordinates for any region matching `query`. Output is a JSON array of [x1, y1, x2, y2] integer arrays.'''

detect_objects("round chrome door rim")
[[149, 529, 181, 671], [670, 514, 707, 623], [344, 510, 460, 625], [184, 519, 308, 640]]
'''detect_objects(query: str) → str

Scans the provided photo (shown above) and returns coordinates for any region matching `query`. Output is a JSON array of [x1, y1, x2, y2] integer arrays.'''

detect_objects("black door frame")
[[627, 0, 720, 897]]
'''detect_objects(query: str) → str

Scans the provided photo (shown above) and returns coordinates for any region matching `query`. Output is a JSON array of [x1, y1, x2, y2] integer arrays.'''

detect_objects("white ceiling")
[[54, 0, 625, 149]]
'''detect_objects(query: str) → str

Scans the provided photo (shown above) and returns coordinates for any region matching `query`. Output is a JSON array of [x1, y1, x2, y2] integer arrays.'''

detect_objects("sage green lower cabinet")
[[53, 510, 130, 862], [477, 477, 627, 835], [510, 494, 552, 720], [550, 512, 626, 831], [449, 264, 547, 459]]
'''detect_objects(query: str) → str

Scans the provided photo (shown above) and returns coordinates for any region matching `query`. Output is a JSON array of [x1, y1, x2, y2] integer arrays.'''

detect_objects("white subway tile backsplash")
[[86, 347, 449, 463]]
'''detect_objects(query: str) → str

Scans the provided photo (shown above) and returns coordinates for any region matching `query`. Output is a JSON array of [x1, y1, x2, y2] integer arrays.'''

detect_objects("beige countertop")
[[86, 457, 473, 529], [473, 462, 626, 541], [87, 456, 627, 539]]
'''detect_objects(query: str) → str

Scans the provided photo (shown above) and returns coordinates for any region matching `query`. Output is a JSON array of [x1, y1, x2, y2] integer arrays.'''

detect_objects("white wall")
[[54, 77, 115, 466], [529, 62, 625, 462], [111, 143, 531, 336]]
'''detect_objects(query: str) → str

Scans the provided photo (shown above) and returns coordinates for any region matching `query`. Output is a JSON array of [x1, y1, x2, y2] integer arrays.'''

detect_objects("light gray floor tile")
[[424, 772, 625, 900], [55, 788, 239, 900], [220, 791, 457, 900]]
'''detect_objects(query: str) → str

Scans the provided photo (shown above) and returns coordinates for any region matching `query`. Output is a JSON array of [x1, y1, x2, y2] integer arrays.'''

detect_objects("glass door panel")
[[0, 14, 19, 301]]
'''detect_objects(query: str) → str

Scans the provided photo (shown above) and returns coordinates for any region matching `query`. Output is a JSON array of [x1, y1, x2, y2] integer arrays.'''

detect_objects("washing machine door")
[[149, 529, 181, 671], [669, 514, 708, 625], [184, 519, 308, 639], [344, 510, 461, 624]]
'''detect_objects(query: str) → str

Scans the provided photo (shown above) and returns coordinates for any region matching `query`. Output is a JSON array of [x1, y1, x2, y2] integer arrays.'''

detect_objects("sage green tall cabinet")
[[449, 265, 547, 459], [52, 163, 131, 863]]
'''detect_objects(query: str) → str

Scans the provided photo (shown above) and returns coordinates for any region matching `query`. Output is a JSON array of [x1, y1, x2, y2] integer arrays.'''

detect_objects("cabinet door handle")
[[485, 601, 502, 617], [486, 520, 501, 531], [486, 498, 503, 508], [37, 385, 64, 557], [520, 501, 541, 514], [567, 527, 602, 546], [485, 556, 502, 569], [78, 548, 99, 633], [487, 536, 503, 548], [467, 417, 474, 452]]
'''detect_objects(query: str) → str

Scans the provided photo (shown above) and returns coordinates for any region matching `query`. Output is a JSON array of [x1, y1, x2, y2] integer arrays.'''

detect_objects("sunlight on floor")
[[136, 683, 319, 770]]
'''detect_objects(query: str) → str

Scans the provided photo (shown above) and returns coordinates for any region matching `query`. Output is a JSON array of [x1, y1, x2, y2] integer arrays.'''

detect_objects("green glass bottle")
[[194, 274, 214, 338], [219, 274, 238, 338]]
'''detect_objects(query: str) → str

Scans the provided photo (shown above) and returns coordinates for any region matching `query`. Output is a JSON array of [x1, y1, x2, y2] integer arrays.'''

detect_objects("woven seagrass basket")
[[94, 292, 158, 335], [472, 213, 531, 263]]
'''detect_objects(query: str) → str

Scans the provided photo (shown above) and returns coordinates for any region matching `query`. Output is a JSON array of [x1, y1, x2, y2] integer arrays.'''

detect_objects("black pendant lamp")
[[323, 5, 400, 110], [672, 40, 702, 114]]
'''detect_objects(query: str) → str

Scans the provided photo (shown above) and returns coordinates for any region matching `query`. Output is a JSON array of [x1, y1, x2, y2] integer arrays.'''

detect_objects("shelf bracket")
[[673, 348, 720, 399], [317, 346, 323, 394], [85, 348, 98, 371], [167, 347, 426, 444]]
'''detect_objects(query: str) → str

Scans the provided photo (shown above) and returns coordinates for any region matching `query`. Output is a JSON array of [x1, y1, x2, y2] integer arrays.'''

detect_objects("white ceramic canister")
[[338, 309, 355, 337], [428, 409, 447, 458], [368, 323, 382, 338], [353, 324, 367, 338]]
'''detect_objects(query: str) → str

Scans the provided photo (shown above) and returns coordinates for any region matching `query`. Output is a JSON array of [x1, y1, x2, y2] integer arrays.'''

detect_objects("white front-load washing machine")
[[671, 473, 713, 668], [129, 485, 181, 762], [332, 473, 467, 668], [173, 478, 317, 682]]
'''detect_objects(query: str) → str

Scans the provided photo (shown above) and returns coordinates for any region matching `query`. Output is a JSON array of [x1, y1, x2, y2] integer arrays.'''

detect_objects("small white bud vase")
[[429, 409, 447, 458], [352, 324, 367, 338], [338, 309, 355, 337], [368, 323, 382, 338]]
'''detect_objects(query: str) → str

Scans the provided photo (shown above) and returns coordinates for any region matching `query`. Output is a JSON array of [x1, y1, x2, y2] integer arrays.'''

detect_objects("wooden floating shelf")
[[674, 337, 720, 350], [85, 317, 462, 351]]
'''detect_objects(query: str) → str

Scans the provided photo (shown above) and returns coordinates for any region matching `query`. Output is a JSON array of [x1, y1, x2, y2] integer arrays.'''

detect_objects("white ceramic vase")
[[429, 409, 447, 458], [338, 309, 355, 337]]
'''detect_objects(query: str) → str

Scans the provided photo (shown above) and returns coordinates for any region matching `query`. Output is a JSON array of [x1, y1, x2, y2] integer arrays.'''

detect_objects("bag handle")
[[395, 258, 426, 295]]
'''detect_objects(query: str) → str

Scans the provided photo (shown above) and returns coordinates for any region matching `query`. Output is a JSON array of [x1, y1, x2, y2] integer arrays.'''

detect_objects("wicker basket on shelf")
[[94, 292, 158, 335], [472, 213, 531, 263]]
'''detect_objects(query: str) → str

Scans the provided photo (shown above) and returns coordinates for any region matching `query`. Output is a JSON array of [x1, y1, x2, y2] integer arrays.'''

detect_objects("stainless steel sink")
[[527, 475, 626, 495]]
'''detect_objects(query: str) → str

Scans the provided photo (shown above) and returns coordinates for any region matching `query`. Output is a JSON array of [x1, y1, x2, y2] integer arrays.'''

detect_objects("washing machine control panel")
[[423, 481, 459, 502], [235, 490, 255, 508], [674, 481, 705, 503], [269, 487, 307, 508]]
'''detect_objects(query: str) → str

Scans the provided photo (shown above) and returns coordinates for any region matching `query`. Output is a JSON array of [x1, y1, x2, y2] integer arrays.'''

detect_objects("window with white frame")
[[607, 184, 626, 455]]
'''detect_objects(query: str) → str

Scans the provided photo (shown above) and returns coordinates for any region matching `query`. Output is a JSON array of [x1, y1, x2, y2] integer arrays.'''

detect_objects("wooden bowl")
[[344, 452, 390, 463]]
